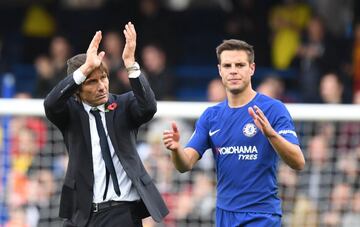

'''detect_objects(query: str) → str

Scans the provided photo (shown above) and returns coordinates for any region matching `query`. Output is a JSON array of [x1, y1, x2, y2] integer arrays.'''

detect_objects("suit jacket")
[[44, 72, 169, 226]]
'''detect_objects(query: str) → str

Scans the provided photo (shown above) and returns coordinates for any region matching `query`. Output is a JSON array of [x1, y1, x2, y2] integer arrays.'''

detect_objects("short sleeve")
[[186, 109, 211, 158], [272, 102, 300, 145]]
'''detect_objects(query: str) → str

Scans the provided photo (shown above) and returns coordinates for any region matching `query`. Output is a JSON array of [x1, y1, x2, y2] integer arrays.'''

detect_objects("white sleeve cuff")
[[128, 70, 141, 78], [73, 69, 86, 85]]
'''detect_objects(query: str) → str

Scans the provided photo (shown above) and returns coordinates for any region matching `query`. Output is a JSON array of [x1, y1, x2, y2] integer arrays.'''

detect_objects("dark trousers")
[[87, 202, 143, 227], [63, 201, 148, 227]]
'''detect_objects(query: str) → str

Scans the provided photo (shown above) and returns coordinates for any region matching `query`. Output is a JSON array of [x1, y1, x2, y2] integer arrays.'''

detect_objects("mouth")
[[97, 94, 107, 99], [229, 79, 241, 83]]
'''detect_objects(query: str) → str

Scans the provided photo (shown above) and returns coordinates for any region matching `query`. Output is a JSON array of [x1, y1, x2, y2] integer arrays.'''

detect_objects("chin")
[[94, 97, 108, 106], [100, 97, 109, 104]]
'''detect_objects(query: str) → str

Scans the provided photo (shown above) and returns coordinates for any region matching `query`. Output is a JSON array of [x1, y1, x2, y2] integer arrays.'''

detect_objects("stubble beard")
[[227, 80, 250, 95]]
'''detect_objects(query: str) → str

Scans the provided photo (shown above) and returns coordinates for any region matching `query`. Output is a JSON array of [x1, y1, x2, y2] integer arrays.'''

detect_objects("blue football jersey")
[[186, 93, 300, 215]]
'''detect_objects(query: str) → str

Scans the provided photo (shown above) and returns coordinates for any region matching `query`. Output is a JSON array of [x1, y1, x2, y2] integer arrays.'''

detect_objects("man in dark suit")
[[44, 22, 168, 227]]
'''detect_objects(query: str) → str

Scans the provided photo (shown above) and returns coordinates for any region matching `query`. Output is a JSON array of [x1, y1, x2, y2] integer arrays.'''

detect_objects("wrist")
[[124, 58, 136, 68], [266, 131, 278, 139], [126, 61, 140, 74], [79, 64, 93, 76]]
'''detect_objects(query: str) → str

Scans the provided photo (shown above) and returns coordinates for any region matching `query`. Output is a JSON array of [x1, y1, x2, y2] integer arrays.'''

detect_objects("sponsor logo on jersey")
[[216, 145, 258, 160], [209, 129, 220, 136], [242, 123, 258, 137]]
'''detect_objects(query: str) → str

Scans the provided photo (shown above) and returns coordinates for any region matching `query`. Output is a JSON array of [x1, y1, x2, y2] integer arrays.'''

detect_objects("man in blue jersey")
[[162, 39, 305, 227]]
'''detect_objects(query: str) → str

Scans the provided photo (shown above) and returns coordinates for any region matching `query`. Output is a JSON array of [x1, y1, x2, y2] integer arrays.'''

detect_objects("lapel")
[[105, 96, 120, 155], [76, 102, 94, 187]]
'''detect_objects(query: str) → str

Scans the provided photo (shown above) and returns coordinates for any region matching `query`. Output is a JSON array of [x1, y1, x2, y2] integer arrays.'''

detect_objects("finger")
[[88, 31, 99, 48], [248, 107, 257, 120], [89, 31, 102, 50], [163, 138, 174, 144], [123, 28, 130, 40], [125, 23, 133, 36], [127, 22, 136, 37], [98, 51, 105, 60], [162, 133, 173, 140], [171, 122, 178, 133], [253, 105, 265, 118], [256, 117, 266, 127], [163, 130, 172, 135]]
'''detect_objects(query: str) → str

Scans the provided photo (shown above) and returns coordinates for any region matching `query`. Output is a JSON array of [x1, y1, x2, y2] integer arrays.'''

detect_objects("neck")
[[227, 88, 257, 108]]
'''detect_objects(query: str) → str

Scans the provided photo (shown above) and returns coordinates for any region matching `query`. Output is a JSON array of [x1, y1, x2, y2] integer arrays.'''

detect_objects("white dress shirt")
[[73, 69, 140, 203]]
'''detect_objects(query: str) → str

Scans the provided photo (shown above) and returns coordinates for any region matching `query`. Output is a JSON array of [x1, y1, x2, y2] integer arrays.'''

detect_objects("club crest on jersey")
[[243, 123, 257, 137]]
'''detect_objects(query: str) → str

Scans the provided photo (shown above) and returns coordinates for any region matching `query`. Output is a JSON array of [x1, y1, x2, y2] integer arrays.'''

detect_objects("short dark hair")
[[67, 53, 86, 75], [216, 39, 255, 64]]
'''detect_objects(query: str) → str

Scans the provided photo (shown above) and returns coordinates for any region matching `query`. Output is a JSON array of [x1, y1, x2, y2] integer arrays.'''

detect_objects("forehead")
[[85, 67, 107, 81], [220, 50, 249, 63]]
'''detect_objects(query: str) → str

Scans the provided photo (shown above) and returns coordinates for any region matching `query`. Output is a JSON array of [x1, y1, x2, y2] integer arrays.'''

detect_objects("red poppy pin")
[[106, 102, 118, 112]]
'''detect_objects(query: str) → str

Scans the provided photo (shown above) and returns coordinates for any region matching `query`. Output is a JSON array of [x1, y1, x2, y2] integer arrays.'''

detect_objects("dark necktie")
[[90, 108, 121, 198]]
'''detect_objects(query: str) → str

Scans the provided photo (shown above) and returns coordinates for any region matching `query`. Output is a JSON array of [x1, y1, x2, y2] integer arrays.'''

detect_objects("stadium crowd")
[[1, 0, 360, 226]]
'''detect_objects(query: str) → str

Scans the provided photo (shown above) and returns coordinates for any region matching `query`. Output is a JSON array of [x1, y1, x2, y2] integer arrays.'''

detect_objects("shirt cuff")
[[128, 70, 141, 79], [73, 69, 86, 85]]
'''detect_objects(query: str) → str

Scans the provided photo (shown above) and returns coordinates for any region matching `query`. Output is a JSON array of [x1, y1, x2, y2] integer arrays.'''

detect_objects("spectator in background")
[[174, 172, 215, 226], [4, 206, 28, 227], [309, 0, 353, 39], [102, 31, 130, 94], [318, 72, 345, 103], [298, 134, 335, 215], [322, 182, 352, 227], [60, 0, 106, 9], [206, 78, 226, 102], [342, 190, 360, 227], [102, 31, 124, 69], [296, 17, 338, 102], [49, 36, 71, 78], [335, 91, 360, 153], [33, 35, 72, 98], [268, 0, 311, 70], [277, 163, 299, 226], [21, 2, 56, 63], [336, 152, 359, 189], [136, 0, 176, 61], [256, 75, 286, 101], [354, 89, 360, 104], [352, 22, 360, 92], [141, 43, 175, 100], [26, 169, 61, 227], [290, 195, 318, 227], [33, 55, 55, 98]]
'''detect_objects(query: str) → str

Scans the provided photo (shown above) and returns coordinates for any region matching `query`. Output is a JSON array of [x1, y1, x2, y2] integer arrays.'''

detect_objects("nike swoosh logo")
[[209, 129, 220, 136]]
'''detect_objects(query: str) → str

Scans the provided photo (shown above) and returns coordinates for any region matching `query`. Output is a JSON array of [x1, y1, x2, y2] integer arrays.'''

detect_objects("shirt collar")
[[83, 102, 106, 113]]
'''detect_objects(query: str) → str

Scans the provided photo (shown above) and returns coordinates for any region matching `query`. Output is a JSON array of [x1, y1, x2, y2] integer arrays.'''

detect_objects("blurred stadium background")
[[1, 0, 360, 226]]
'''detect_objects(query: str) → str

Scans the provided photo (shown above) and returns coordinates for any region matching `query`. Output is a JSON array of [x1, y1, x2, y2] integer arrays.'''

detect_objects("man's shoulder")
[[199, 101, 226, 120], [109, 92, 133, 101], [206, 100, 226, 112]]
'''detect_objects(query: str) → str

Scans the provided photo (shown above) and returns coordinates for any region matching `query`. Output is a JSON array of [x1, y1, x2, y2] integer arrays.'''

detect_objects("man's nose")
[[229, 65, 238, 74], [98, 81, 106, 91], [230, 64, 238, 71]]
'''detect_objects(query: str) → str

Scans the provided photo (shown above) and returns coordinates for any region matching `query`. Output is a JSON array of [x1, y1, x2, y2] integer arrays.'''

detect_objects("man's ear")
[[75, 89, 82, 102]]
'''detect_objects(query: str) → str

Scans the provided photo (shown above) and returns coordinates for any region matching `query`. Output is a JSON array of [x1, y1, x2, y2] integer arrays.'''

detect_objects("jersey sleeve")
[[271, 102, 300, 145], [186, 109, 211, 158]]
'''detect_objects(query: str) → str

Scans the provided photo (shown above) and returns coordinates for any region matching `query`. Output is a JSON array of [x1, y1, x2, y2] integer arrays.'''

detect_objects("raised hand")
[[163, 122, 181, 152], [80, 31, 105, 76], [122, 22, 137, 68], [248, 105, 277, 138]]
